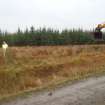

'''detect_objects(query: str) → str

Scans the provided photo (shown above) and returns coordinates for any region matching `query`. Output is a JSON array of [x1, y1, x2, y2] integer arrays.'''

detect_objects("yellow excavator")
[[95, 23, 105, 31], [94, 23, 105, 40]]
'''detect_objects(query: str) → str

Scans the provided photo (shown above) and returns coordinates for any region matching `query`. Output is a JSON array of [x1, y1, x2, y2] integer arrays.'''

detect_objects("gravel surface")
[[1, 76, 105, 105]]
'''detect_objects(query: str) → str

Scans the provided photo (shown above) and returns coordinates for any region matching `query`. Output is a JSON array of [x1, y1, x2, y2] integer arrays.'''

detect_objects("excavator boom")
[[95, 23, 105, 31]]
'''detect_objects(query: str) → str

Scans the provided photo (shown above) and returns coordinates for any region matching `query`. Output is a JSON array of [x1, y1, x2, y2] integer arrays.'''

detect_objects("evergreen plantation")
[[0, 26, 104, 46]]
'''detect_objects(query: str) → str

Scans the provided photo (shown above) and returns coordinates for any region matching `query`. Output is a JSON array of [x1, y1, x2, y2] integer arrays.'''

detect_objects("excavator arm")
[[95, 23, 105, 31]]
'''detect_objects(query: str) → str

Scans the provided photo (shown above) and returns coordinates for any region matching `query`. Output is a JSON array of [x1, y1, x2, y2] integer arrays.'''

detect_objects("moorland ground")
[[0, 45, 105, 99]]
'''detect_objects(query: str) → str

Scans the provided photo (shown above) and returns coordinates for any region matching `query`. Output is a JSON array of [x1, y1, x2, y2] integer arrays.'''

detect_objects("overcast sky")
[[0, 0, 105, 32]]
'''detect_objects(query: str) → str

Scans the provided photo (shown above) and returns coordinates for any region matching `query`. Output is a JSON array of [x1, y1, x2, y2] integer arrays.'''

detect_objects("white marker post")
[[2, 41, 8, 58]]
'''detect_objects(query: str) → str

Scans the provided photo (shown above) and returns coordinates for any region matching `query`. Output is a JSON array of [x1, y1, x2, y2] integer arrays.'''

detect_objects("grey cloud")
[[0, 0, 104, 32]]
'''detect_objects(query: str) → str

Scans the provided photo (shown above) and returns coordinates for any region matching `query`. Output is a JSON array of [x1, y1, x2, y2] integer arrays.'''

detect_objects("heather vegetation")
[[0, 45, 105, 98]]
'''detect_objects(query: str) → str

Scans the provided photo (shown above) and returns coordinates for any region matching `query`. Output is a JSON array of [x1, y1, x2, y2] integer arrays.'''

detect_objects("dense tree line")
[[0, 26, 104, 46]]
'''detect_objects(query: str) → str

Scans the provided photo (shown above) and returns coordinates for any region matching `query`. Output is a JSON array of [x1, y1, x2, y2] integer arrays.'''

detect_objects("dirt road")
[[1, 76, 105, 105]]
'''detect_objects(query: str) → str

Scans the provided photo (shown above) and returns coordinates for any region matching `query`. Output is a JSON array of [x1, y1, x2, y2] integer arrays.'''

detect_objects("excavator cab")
[[94, 28, 102, 40]]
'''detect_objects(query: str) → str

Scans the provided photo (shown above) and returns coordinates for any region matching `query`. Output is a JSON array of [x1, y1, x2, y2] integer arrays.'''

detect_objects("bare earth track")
[[1, 76, 105, 105]]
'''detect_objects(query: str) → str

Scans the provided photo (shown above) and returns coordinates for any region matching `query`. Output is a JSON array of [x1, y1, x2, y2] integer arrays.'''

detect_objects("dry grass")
[[0, 45, 105, 98]]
